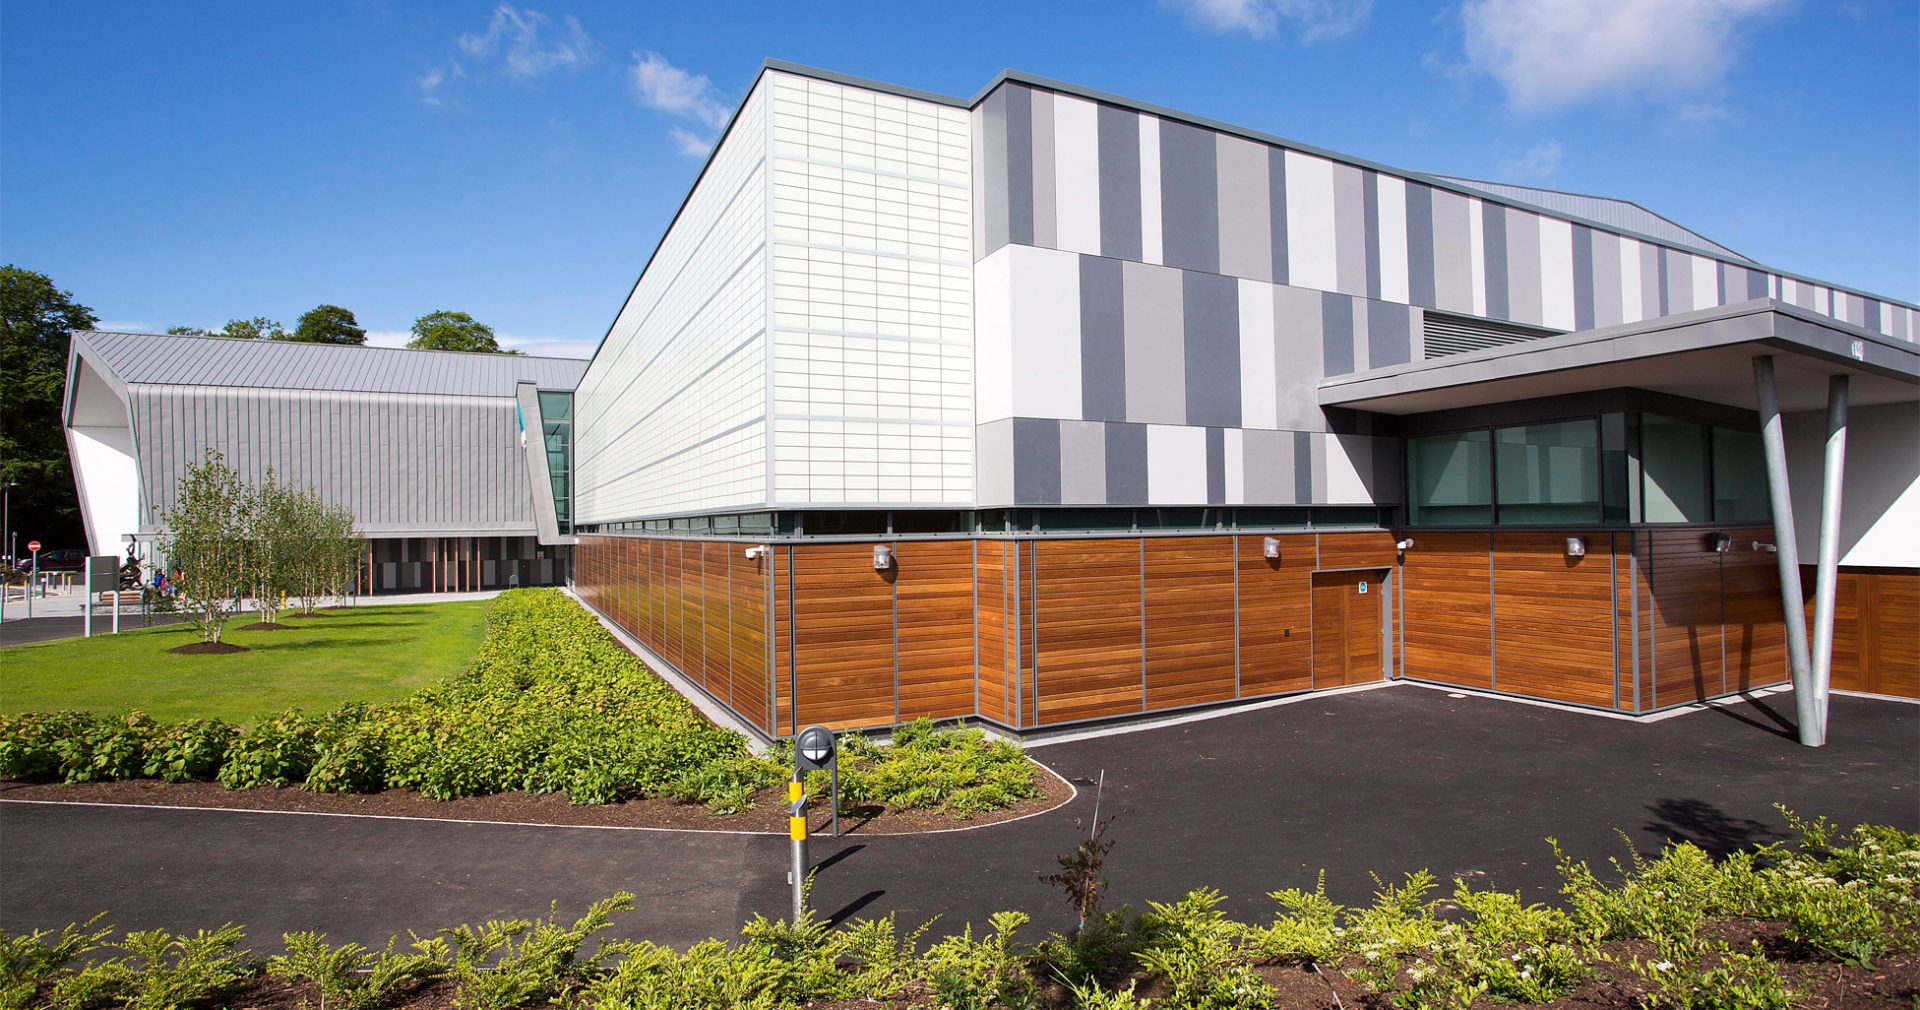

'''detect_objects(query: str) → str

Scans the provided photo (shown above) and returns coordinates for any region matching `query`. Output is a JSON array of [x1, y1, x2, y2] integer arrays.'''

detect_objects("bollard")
[[788, 778, 807, 921]]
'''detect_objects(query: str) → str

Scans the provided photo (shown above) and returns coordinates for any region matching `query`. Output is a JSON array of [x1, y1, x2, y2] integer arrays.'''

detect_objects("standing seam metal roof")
[[74, 330, 588, 397]]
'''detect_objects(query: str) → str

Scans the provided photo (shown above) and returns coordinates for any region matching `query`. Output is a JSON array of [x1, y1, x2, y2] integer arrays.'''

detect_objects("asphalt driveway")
[[2, 686, 1913, 948]]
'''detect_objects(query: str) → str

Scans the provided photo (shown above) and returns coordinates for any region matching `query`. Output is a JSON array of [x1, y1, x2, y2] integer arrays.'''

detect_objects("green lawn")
[[0, 601, 492, 723]]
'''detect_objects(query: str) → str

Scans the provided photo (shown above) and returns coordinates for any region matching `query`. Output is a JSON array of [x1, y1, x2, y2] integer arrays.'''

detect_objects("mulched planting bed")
[[0, 761, 1073, 835], [235, 621, 295, 631], [165, 641, 248, 654]]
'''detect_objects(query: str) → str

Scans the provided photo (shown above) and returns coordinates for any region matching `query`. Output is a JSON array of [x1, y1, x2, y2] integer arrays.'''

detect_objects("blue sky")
[[3, 0, 1915, 358]]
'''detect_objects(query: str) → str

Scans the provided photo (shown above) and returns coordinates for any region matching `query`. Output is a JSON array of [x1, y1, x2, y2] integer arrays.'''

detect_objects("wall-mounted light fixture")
[[872, 545, 894, 571], [1395, 538, 1414, 552], [1751, 541, 1778, 553], [1709, 532, 1733, 554], [742, 545, 767, 561], [1565, 536, 1587, 558], [1262, 536, 1281, 559]]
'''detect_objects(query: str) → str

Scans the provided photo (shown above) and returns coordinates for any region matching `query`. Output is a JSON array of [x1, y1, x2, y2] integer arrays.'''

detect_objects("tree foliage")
[[216, 316, 287, 341], [290, 304, 367, 345], [406, 310, 508, 353], [161, 450, 252, 644], [0, 264, 97, 555]]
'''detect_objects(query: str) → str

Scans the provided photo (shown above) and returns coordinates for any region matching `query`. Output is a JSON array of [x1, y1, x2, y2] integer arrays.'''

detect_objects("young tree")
[[406, 310, 505, 353], [0, 265, 97, 553], [290, 304, 367, 345], [218, 316, 287, 340], [287, 491, 363, 615], [166, 325, 213, 337], [160, 449, 251, 646], [242, 472, 300, 625]]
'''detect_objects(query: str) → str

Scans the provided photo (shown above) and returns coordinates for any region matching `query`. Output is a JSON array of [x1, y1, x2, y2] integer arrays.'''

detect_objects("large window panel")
[[1494, 420, 1600, 524], [1712, 427, 1770, 522], [1641, 414, 1710, 523], [1408, 430, 1492, 525]]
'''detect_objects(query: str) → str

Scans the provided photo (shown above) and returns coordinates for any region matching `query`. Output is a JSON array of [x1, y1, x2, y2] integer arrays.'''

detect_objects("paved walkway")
[[2, 689, 1913, 948]]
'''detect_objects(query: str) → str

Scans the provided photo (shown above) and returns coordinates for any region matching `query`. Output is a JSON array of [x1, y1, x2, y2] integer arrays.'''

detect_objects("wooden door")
[[1312, 570, 1384, 687]]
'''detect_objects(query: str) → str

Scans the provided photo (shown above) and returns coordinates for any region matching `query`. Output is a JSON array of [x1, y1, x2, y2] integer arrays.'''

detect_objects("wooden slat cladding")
[[1614, 533, 1644, 711], [1236, 533, 1313, 698], [789, 543, 897, 731], [1492, 532, 1616, 708], [1317, 531, 1399, 570], [1400, 532, 1492, 689], [975, 541, 1012, 726], [1032, 538, 1144, 725], [726, 544, 771, 732], [1807, 568, 1918, 699], [773, 546, 794, 736], [1721, 530, 1786, 693], [1311, 570, 1385, 686], [895, 540, 977, 722], [1645, 530, 1725, 707], [1143, 537, 1238, 709]]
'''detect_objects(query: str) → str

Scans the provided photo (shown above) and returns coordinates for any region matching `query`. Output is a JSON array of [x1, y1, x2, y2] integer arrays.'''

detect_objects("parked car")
[[15, 548, 86, 572]]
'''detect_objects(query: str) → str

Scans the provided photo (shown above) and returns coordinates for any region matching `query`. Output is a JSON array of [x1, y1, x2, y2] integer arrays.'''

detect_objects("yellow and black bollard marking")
[[788, 778, 807, 921]]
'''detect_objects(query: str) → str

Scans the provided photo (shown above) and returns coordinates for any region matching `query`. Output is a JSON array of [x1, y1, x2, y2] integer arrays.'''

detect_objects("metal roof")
[[72, 330, 587, 397], [1428, 176, 1752, 264]]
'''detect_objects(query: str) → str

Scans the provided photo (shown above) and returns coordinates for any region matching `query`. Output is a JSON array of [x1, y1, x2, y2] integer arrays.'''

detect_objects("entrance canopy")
[[1318, 299, 1918, 416]]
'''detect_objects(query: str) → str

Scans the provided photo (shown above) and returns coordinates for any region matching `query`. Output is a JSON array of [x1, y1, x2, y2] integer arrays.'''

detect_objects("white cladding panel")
[[573, 82, 771, 522], [766, 70, 974, 506]]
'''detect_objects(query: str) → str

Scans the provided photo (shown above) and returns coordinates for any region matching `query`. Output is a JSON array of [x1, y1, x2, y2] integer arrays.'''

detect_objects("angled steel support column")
[[1809, 374, 1849, 745], [1752, 356, 1818, 746]]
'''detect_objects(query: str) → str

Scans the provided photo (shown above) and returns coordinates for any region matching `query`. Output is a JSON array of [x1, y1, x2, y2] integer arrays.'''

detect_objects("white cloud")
[[628, 51, 732, 157], [1457, 0, 1787, 114], [629, 51, 731, 129], [457, 4, 596, 80], [1167, 0, 1373, 41], [668, 126, 714, 158], [1499, 140, 1563, 182], [364, 330, 413, 349], [366, 328, 590, 359], [97, 320, 154, 333]]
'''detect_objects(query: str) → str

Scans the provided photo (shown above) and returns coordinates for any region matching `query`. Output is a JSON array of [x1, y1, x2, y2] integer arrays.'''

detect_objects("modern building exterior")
[[567, 61, 1918, 741], [64, 330, 586, 592], [63, 60, 1917, 740]]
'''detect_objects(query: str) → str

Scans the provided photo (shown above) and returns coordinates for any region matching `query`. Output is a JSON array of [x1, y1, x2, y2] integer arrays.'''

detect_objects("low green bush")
[[4, 814, 1915, 1010], [810, 718, 1041, 819]]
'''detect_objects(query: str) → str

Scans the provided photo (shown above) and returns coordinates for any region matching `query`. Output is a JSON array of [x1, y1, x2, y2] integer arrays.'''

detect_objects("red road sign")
[[26, 541, 40, 553]]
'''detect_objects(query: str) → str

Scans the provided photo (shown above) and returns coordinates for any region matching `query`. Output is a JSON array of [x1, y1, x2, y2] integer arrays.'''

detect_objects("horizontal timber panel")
[[1144, 537, 1237, 709], [790, 542, 897, 730], [1401, 532, 1492, 689], [1317, 531, 1399, 571], [1236, 534, 1314, 697], [1492, 531, 1616, 708], [1034, 538, 1143, 724], [895, 540, 978, 722]]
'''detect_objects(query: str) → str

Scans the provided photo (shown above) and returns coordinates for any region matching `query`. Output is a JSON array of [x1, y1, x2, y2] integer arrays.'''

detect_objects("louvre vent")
[[1422, 312, 1563, 358]]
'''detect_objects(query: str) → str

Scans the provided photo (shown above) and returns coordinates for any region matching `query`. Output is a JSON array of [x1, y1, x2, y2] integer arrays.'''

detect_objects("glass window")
[[1234, 507, 1310, 529], [1030, 508, 1134, 532], [804, 511, 889, 536], [1494, 420, 1600, 524], [1640, 414, 1709, 522], [1712, 427, 1770, 522], [1408, 430, 1492, 525], [537, 391, 571, 420], [891, 510, 972, 534], [1311, 506, 1384, 528]]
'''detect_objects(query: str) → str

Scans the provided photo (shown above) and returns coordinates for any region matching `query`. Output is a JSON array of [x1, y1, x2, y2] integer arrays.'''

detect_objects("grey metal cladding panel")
[[75, 331, 586, 397], [1267, 147, 1290, 285], [1004, 85, 1035, 247], [1481, 200, 1509, 319], [1431, 175, 1748, 263], [1030, 90, 1057, 249], [1321, 291, 1356, 376], [1182, 271, 1241, 427], [1292, 430, 1313, 504], [1205, 427, 1225, 504], [1405, 183, 1436, 308], [1366, 300, 1412, 369], [1079, 255, 1128, 421], [1571, 225, 1596, 331], [1012, 417, 1062, 504], [1362, 171, 1382, 299], [1104, 421, 1149, 505], [1157, 119, 1218, 273], [1097, 104, 1142, 260]]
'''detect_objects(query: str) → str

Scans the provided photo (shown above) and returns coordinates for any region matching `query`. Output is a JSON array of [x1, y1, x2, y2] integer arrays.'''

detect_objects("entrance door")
[[1312, 570, 1385, 687]]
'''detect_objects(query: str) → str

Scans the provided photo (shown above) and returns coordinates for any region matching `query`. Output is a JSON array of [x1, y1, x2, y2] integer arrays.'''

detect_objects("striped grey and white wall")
[[970, 78, 1915, 509]]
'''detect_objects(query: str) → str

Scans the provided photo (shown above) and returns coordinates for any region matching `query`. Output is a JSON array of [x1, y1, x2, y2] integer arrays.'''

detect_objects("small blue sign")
[[1358, 581, 1368, 594]]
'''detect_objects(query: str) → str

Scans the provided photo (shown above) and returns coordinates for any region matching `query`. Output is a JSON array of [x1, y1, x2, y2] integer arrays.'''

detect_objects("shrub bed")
[[3, 811, 1913, 1010], [0, 590, 1039, 815]]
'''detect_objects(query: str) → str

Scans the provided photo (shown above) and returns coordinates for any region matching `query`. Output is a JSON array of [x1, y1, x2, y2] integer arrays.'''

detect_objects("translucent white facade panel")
[[766, 70, 974, 506], [573, 83, 771, 522]]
